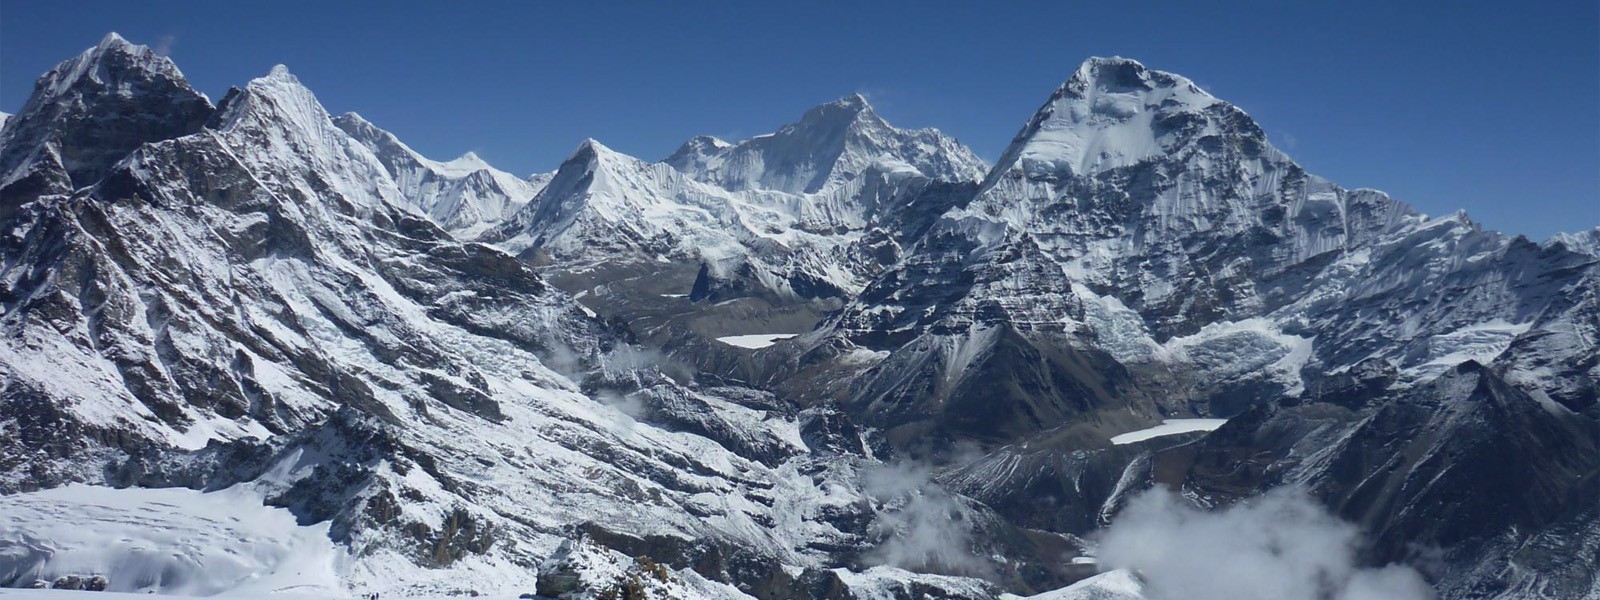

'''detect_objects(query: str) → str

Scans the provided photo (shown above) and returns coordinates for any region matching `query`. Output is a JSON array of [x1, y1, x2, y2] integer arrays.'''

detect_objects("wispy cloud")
[[153, 34, 177, 56]]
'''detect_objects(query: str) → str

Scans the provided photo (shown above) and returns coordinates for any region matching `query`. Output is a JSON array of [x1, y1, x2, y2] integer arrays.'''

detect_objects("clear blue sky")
[[3, 1, 1595, 239]]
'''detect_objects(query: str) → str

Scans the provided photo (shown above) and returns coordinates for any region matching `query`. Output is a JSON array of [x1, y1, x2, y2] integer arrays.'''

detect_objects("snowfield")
[[1005, 569, 1144, 599], [0, 485, 344, 597], [714, 333, 798, 349], [1109, 419, 1228, 445]]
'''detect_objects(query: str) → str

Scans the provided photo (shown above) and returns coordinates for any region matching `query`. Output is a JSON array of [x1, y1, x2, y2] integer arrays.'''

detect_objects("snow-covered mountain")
[[767, 56, 1599, 598], [1548, 226, 1600, 257], [786, 56, 1594, 427], [0, 33, 211, 205], [1, 36, 1595, 600], [662, 93, 985, 197], [0, 34, 1082, 600], [482, 95, 989, 356], [334, 112, 548, 238]]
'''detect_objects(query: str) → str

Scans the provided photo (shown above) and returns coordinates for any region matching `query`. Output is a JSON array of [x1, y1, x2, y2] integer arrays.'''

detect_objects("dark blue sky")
[[3, 1, 1596, 238]]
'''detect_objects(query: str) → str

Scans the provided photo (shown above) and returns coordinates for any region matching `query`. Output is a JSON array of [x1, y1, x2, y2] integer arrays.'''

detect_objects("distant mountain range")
[[0, 33, 1594, 600]]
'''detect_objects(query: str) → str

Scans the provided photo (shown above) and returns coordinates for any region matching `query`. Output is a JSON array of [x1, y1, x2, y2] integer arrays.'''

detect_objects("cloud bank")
[[861, 460, 988, 577], [1098, 488, 1434, 600]]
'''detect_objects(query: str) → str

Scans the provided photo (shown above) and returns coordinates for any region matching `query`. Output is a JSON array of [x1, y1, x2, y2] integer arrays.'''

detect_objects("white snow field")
[[714, 333, 798, 349], [0, 593, 535, 600], [1109, 419, 1228, 445], [1006, 569, 1144, 599], [0, 485, 345, 597]]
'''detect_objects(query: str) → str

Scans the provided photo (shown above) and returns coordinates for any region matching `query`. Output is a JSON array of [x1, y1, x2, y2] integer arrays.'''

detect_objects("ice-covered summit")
[[988, 56, 1232, 183], [214, 65, 346, 148], [1547, 227, 1600, 257], [665, 93, 987, 194], [334, 112, 546, 236], [0, 32, 212, 196]]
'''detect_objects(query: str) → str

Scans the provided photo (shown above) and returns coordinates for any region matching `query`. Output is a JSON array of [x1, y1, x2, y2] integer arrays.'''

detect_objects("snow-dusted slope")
[[334, 113, 545, 238], [1547, 226, 1600, 257], [0, 485, 344, 595], [1009, 570, 1143, 600]]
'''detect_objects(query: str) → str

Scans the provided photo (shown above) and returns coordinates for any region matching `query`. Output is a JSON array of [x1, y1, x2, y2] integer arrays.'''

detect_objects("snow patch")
[[714, 333, 798, 349], [1110, 418, 1228, 445]]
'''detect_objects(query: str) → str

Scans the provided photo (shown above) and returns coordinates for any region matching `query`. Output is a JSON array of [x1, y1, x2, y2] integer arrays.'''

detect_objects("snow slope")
[[0, 485, 344, 596], [1007, 570, 1144, 600]]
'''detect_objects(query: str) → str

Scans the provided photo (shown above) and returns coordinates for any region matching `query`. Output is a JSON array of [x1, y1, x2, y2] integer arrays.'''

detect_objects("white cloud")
[[861, 460, 989, 577], [154, 35, 177, 57], [1097, 487, 1433, 600], [1281, 131, 1300, 150]]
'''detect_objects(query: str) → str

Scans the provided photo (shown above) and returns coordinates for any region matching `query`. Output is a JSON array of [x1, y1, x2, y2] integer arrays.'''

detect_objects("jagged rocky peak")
[[1546, 227, 1600, 257], [990, 56, 1263, 182], [0, 32, 212, 198], [489, 137, 645, 246], [333, 112, 545, 236], [660, 135, 731, 174], [203, 63, 407, 217], [38, 33, 195, 104], [214, 64, 338, 141], [664, 92, 987, 194], [572, 136, 617, 161]]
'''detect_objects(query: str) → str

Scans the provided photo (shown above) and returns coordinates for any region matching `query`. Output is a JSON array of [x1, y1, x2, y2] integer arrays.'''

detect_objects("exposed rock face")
[[83, 575, 109, 591], [0, 33, 212, 206]]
